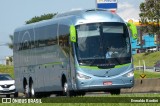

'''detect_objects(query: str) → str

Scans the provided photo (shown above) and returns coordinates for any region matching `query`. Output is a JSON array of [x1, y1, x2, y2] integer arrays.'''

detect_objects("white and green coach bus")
[[13, 9, 137, 97]]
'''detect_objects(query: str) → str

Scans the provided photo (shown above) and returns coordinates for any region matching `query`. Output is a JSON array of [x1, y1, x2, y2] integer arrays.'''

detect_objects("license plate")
[[103, 81, 112, 85], [3, 88, 9, 91]]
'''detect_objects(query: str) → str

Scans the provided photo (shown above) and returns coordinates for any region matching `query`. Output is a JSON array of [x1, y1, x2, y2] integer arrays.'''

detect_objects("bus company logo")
[[2, 98, 11, 103]]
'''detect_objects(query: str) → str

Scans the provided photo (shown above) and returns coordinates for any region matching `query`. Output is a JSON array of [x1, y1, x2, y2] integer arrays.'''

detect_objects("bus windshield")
[[76, 22, 131, 68]]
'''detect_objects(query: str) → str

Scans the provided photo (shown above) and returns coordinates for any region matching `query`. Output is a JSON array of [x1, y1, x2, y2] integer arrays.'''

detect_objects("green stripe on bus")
[[114, 63, 131, 68], [79, 66, 99, 70], [79, 63, 131, 70], [43, 62, 62, 66]]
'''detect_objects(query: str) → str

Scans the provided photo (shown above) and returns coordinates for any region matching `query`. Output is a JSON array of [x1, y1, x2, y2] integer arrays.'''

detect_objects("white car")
[[0, 74, 18, 97]]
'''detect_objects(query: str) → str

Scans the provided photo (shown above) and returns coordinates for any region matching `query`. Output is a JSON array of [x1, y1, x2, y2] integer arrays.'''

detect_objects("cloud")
[[117, 2, 141, 20]]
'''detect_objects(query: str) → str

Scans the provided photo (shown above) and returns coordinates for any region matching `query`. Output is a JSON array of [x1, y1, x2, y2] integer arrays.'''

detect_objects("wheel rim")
[[24, 84, 29, 96], [64, 82, 68, 93], [31, 84, 35, 97]]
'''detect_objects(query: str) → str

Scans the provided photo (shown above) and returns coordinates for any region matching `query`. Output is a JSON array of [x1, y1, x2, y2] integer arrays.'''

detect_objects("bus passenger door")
[[69, 44, 77, 90]]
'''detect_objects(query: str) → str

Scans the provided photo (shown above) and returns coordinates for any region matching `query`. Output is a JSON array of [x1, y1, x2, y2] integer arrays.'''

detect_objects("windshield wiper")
[[79, 56, 105, 66], [88, 55, 106, 66]]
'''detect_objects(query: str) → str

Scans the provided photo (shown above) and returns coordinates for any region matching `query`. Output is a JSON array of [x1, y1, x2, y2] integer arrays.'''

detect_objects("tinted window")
[[35, 24, 58, 48], [15, 24, 58, 51], [76, 22, 131, 67], [0, 74, 12, 81], [59, 24, 70, 54]]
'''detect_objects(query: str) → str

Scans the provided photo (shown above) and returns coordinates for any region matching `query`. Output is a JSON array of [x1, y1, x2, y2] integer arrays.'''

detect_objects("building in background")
[[128, 19, 159, 54], [5, 56, 13, 66], [96, 1, 159, 54]]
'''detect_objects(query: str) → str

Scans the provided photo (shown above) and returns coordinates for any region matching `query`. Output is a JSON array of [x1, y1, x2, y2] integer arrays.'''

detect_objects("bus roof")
[[14, 9, 125, 32], [55, 9, 124, 25]]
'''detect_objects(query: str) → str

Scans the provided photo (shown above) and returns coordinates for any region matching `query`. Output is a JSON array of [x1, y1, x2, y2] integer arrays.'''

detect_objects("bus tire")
[[33, 92, 44, 98], [24, 84, 30, 97], [30, 82, 35, 97], [63, 81, 69, 96], [63, 81, 73, 97], [110, 89, 120, 95], [78, 91, 86, 96]]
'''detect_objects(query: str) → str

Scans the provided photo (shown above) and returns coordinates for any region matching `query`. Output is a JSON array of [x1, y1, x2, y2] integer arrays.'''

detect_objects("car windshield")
[[0, 74, 12, 81], [76, 22, 131, 68]]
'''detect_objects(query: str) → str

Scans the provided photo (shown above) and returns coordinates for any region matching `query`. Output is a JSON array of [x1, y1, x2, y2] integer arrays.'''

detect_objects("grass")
[[134, 70, 160, 79], [0, 103, 158, 106], [0, 64, 14, 78], [133, 51, 160, 67], [0, 94, 160, 105]]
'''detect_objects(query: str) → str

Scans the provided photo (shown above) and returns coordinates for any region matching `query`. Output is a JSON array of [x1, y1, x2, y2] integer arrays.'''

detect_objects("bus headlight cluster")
[[77, 72, 91, 80], [123, 71, 134, 77]]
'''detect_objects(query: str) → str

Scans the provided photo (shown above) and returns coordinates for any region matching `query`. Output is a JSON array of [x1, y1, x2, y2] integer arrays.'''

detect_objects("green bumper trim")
[[79, 66, 99, 70], [114, 63, 131, 68], [79, 63, 131, 70]]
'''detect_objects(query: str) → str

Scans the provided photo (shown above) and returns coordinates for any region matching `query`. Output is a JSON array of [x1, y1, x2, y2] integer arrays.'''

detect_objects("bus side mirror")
[[127, 22, 138, 40], [70, 25, 77, 42]]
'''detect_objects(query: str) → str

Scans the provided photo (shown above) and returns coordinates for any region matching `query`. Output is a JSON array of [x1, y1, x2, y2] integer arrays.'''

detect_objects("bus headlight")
[[123, 71, 134, 77], [77, 72, 91, 80]]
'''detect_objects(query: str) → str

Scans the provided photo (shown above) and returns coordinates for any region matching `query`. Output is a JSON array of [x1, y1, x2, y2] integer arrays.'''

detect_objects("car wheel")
[[6, 94, 10, 98], [14, 92, 18, 98]]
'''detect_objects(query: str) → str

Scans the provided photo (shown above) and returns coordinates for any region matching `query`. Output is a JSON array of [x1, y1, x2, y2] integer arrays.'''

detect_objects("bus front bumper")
[[75, 76, 134, 91]]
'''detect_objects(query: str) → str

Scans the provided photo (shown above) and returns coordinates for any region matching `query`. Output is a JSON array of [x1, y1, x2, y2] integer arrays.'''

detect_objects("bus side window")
[[59, 24, 70, 54], [42, 24, 58, 47]]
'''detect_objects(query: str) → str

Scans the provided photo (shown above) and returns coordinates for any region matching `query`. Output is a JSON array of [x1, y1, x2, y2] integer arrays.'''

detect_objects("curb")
[[121, 78, 160, 93]]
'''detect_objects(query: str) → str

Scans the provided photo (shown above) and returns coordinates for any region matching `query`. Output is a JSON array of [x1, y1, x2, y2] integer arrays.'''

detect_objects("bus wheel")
[[78, 91, 86, 96], [63, 82, 69, 96], [30, 82, 35, 97], [24, 84, 29, 97], [110, 89, 120, 95], [63, 81, 72, 97]]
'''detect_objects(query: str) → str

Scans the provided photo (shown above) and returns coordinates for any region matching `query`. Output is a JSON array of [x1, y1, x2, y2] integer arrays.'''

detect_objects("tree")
[[26, 13, 57, 24], [139, 0, 160, 50], [7, 35, 13, 64], [7, 35, 13, 50]]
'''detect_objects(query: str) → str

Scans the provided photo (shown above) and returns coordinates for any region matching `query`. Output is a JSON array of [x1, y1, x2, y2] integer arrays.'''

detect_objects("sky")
[[0, 0, 144, 62]]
